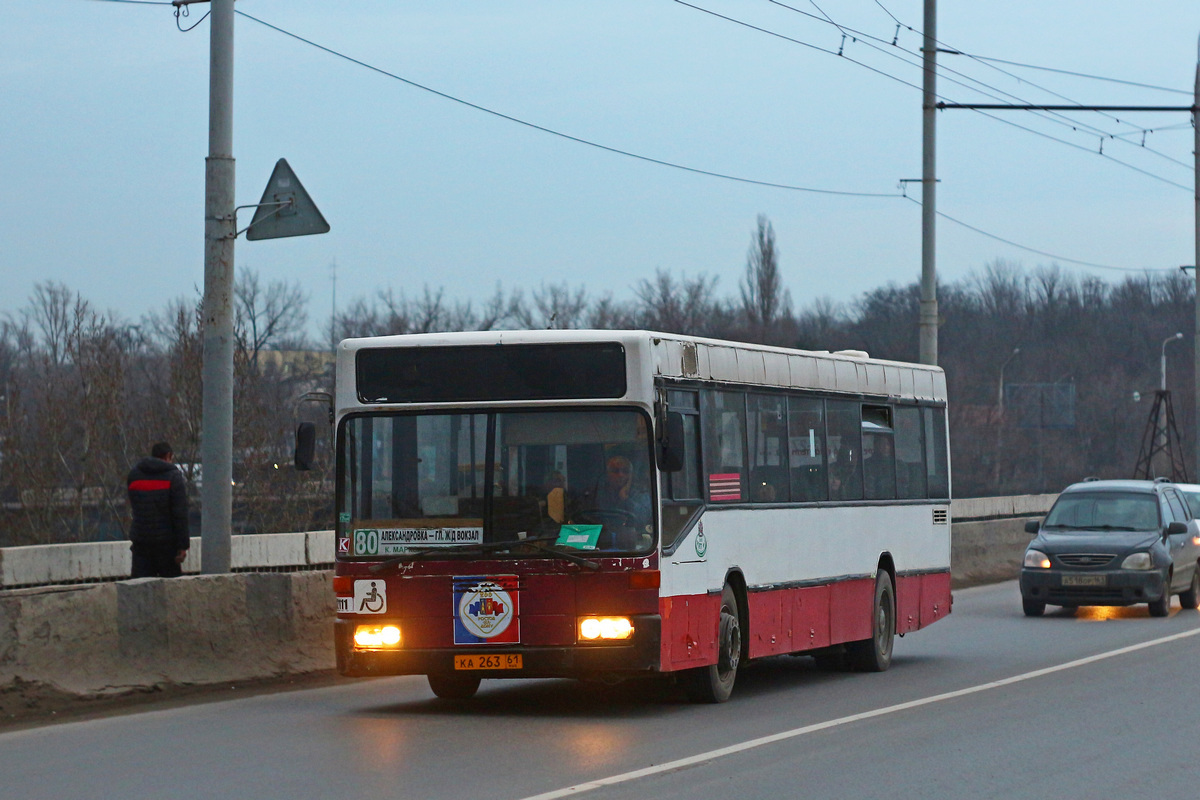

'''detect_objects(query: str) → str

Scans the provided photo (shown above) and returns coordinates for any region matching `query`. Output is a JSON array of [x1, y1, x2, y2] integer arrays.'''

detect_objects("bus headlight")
[[578, 616, 634, 642], [354, 624, 402, 649]]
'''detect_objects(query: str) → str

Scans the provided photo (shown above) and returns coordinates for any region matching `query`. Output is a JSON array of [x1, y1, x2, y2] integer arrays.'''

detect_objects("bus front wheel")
[[846, 571, 895, 672], [427, 672, 481, 700], [683, 584, 741, 703]]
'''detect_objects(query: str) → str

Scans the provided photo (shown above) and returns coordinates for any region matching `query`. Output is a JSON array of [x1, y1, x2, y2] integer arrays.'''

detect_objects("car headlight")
[[1023, 549, 1051, 569], [1121, 552, 1154, 570]]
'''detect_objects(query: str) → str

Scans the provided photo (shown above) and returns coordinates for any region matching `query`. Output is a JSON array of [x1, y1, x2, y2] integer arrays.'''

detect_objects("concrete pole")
[[1194, 36, 1199, 479], [919, 0, 938, 366], [201, 0, 235, 574]]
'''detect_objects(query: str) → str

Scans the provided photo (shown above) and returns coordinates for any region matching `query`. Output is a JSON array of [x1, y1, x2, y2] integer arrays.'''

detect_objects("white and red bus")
[[313, 330, 951, 702]]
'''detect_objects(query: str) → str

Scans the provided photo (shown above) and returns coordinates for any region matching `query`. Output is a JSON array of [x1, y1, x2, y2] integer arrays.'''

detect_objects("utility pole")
[[919, 0, 938, 366], [200, 0, 236, 574], [1194, 34, 1200, 479]]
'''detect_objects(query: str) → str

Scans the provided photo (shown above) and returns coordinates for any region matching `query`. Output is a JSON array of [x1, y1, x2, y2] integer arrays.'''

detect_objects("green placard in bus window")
[[556, 524, 603, 550]]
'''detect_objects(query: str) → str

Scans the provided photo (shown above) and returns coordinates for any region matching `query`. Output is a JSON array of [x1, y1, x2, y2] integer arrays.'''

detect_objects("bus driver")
[[571, 454, 651, 549]]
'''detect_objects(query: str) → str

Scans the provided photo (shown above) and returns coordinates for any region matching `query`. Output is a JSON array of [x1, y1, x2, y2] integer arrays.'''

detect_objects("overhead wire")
[[235, 10, 899, 198], [866, 2, 1196, 172], [964, 54, 1192, 96], [765, 0, 1193, 174], [902, 196, 1174, 273], [94, 1, 1176, 278]]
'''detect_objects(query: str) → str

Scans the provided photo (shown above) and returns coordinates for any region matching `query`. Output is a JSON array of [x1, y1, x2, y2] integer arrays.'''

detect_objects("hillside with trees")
[[1, 216, 1192, 545]]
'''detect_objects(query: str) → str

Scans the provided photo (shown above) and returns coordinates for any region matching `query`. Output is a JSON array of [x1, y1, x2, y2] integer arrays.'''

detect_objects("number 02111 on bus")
[[302, 329, 952, 703]]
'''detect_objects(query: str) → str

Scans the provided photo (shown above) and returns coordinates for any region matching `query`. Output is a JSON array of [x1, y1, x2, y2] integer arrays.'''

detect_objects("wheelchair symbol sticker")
[[354, 580, 387, 614]]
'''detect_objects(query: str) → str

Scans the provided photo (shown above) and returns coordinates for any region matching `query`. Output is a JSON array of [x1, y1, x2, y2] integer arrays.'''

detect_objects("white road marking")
[[517, 626, 1200, 800]]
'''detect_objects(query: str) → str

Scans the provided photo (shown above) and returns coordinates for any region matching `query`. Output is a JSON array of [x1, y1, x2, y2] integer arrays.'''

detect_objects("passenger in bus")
[[863, 435, 897, 500], [829, 445, 859, 500], [543, 471, 567, 523]]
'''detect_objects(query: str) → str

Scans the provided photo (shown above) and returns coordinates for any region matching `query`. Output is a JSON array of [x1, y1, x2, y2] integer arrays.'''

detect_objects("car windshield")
[[1042, 491, 1160, 532], [338, 408, 655, 558]]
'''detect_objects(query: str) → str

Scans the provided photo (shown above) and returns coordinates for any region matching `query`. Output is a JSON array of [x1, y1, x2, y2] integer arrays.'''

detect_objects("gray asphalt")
[[3, 581, 1199, 800]]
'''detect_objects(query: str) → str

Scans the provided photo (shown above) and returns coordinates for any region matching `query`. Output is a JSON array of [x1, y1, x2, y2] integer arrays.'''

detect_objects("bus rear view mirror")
[[658, 411, 686, 473], [295, 422, 317, 471]]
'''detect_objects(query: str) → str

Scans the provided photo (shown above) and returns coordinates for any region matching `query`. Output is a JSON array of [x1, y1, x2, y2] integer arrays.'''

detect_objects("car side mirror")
[[657, 411, 686, 473], [1165, 521, 1188, 538], [295, 422, 317, 471], [1024, 519, 1040, 535]]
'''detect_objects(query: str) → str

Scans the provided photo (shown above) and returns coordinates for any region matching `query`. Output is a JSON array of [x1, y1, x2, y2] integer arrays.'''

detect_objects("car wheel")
[[1178, 570, 1200, 610], [1022, 597, 1045, 617], [1148, 576, 1171, 617], [683, 584, 741, 703], [427, 673, 481, 700], [846, 571, 896, 672]]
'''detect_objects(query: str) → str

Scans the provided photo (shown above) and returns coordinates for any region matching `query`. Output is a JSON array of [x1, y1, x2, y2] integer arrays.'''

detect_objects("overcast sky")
[[3, 1, 1197, 338]]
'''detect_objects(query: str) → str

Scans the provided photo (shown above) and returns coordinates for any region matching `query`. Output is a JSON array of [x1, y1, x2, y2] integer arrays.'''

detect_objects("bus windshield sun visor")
[[356, 343, 627, 403]]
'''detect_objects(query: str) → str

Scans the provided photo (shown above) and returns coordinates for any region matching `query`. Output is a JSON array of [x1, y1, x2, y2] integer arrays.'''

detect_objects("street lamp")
[[998, 347, 1021, 415], [1161, 332, 1183, 391]]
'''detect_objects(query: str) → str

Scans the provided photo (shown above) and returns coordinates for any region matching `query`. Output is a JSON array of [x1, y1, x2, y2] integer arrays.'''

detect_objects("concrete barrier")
[[0, 572, 334, 695], [0, 497, 1058, 699], [950, 494, 1055, 588]]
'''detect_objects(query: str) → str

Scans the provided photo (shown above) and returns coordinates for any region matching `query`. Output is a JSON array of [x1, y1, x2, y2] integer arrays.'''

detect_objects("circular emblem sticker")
[[694, 528, 708, 558], [458, 581, 515, 639]]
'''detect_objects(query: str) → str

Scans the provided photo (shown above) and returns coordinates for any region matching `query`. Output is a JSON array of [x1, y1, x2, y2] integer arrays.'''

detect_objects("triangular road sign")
[[246, 158, 330, 241]]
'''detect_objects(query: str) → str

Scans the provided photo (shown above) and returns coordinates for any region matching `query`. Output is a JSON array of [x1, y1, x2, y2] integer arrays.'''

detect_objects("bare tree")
[[234, 268, 309, 368], [508, 283, 590, 329], [633, 268, 724, 335], [740, 215, 792, 343]]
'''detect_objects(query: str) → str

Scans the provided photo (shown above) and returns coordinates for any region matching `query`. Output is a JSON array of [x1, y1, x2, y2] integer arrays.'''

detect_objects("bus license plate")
[[454, 654, 523, 671], [1062, 574, 1106, 587]]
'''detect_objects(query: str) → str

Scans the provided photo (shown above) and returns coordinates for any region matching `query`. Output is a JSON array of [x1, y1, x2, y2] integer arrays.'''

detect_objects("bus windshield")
[[339, 408, 655, 558]]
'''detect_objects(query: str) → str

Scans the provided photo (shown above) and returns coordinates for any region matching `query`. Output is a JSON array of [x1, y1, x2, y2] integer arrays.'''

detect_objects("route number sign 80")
[[353, 529, 379, 556]]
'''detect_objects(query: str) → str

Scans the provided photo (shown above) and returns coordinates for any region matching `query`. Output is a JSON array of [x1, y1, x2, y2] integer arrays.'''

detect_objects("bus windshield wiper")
[[521, 540, 601, 571], [368, 536, 561, 574]]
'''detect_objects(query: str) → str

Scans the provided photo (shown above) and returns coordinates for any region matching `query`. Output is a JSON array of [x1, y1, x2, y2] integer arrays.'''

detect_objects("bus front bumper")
[[335, 615, 662, 679]]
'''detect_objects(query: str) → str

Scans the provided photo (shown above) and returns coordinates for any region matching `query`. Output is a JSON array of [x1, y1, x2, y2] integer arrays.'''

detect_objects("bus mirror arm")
[[657, 411, 686, 473], [293, 391, 333, 471]]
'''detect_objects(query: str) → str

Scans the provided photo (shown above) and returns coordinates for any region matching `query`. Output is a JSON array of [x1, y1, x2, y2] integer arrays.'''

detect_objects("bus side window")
[[861, 405, 895, 501], [923, 406, 950, 499], [788, 396, 826, 502], [666, 390, 701, 500], [826, 400, 862, 501], [702, 390, 747, 503], [747, 394, 789, 502], [894, 406, 926, 499]]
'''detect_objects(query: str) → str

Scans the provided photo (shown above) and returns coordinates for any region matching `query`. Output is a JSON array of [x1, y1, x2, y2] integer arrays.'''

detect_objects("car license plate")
[[454, 653, 523, 671], [1062, 574, 1107, 587]]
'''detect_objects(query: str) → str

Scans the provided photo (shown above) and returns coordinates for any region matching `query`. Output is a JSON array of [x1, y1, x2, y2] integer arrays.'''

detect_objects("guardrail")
[[0, 494, 1058, 590]]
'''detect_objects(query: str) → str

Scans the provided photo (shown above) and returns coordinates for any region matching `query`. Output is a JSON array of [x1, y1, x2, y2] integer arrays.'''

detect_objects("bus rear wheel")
[[427, 672, 481, 700], [846, 571, 895, 672], [683, 584, 741, 703]]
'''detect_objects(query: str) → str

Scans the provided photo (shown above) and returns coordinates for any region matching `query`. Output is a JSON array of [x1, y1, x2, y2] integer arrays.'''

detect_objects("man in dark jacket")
[[127, 442, 190, 578]]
